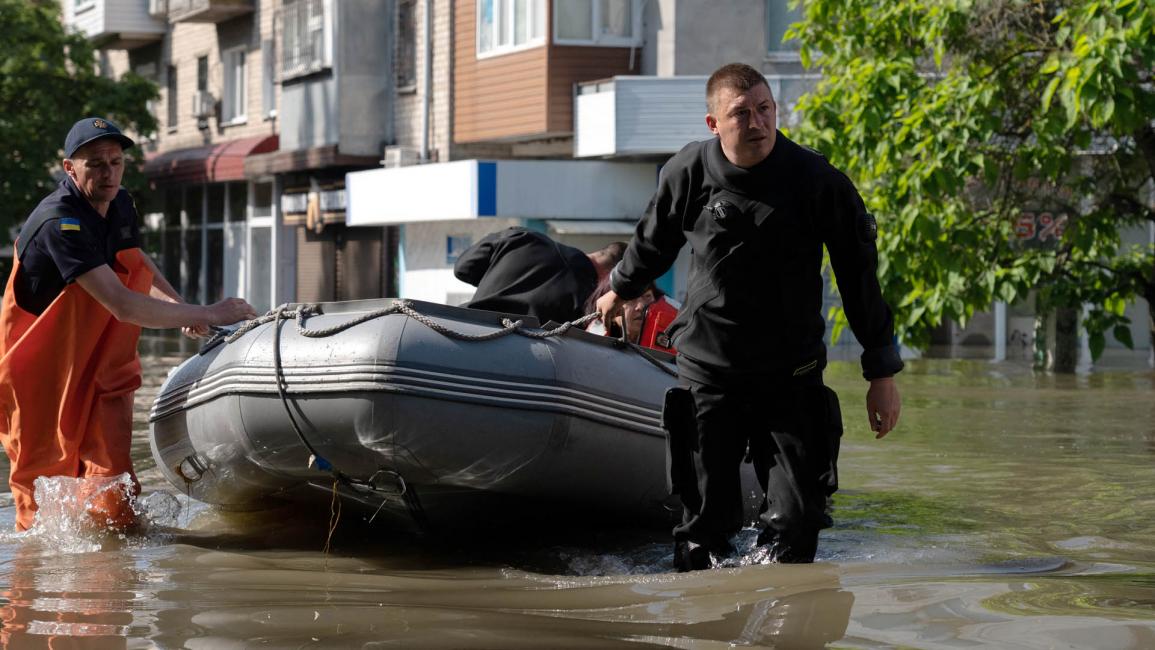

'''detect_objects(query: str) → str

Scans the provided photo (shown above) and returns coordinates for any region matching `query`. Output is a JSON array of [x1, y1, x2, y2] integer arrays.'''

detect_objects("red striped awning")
[[143, 134, 278, 184]]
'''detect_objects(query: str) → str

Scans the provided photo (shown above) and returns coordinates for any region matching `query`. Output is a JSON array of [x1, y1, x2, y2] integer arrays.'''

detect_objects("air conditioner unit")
[[147, 0, 167, 18], [191, 90, 215, 119], [381, 146, 421, 168]]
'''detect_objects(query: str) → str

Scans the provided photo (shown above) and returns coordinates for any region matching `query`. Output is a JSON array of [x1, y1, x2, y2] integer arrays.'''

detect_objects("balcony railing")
[[574, 74, 820, 159], [166, 0, 253, 23], [65, 0, 166, 49]]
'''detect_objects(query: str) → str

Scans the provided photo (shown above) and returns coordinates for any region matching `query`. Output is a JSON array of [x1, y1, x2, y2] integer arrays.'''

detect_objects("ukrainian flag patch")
[[60, 217, 81, 232]]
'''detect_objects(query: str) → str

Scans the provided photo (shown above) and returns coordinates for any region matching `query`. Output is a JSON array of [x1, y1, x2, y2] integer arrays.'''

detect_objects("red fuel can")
[[639, 298, 679, 353]]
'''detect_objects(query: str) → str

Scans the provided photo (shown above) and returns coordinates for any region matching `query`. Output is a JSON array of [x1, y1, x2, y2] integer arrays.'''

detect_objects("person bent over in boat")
[[596, 64, 903, 571], [585, 281, 679, 354], [0, 117, 257, 532], [454, 227, 625, 326]]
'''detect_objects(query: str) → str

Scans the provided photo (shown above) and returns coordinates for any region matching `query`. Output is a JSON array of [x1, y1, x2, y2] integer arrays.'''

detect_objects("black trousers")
[[664, 370, 843, 562]]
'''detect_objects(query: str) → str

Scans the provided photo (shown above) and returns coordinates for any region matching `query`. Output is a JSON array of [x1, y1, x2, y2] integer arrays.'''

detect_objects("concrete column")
[[270, 176, 298, 306], [179, 185, 189, 298], [199, 185, 208, 304], [993, 300, 1007, 361]]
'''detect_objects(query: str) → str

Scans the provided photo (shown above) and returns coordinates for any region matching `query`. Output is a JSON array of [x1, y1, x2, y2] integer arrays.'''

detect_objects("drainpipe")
[[421, 0, 432, 161]]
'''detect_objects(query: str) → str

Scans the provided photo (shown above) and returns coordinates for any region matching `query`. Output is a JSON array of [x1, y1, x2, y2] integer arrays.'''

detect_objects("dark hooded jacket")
[[610, 133, 902, 382], [455, 227, 597, 325]]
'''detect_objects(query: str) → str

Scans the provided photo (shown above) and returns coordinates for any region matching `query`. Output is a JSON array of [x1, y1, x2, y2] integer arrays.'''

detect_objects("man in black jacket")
[[455, 227, 625, 325], [597, 63, 903, 570]]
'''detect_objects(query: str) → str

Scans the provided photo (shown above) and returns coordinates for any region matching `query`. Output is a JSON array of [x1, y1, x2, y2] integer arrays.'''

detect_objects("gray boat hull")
[[149, 298, 760, 531]]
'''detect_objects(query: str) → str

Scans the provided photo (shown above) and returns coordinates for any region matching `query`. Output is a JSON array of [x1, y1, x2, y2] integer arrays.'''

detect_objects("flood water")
[[2, 336, 1154, 648]]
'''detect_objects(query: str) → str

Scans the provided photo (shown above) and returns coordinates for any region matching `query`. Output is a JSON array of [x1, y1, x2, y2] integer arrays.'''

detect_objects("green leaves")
[[0, 0, 158, 241], [794, 0, 1155, 361]]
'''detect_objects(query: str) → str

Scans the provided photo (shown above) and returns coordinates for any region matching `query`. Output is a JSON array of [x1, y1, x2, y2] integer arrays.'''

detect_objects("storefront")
[[345, 158, 669, 306], [142, 135, 279, 312]]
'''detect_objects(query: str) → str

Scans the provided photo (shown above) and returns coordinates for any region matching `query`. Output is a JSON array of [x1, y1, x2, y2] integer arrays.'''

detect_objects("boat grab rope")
[[267, 305, 429, 532], [210, 299, 679, 378], [220, 298, 600, 344]]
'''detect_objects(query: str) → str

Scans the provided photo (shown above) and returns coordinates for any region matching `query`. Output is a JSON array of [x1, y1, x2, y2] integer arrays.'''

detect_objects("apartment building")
[[64, 1, 1149, 364], [346, 0, 820, 310], [64, 0, 417, 313], [65, 0, 821, 313], [64, 0, 281, 311]]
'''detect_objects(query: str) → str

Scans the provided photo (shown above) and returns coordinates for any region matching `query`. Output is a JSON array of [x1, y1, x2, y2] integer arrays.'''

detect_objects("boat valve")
[[175, 453, 209, 483], [365, 469, 408, 496]]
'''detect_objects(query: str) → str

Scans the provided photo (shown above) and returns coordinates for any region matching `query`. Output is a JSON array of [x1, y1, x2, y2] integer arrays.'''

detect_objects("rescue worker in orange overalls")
[[0, 117, 257, 531]]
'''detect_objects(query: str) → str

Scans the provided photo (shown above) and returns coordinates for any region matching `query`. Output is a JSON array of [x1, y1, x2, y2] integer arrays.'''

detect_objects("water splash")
[[137, 490, 183, 528], [33, 474, 137, 545], [0, 474, 185, 553]]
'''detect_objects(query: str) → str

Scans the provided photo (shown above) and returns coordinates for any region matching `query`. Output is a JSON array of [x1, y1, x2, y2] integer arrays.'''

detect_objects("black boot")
[[673, 536, 736, 572], [673, 540, 712, 572], [756, 527, 818, 564]]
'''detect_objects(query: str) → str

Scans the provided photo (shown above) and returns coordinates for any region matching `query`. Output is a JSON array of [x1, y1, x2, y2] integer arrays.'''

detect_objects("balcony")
[[574, 74, 821, 159], [166, 0, 253, 23], [65, 0, 166, 49]]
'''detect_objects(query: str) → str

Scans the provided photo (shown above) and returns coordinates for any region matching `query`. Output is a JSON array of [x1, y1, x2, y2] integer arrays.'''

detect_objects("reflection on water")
[[1, 545, 141, 647], [0, 345, 1153, 647]]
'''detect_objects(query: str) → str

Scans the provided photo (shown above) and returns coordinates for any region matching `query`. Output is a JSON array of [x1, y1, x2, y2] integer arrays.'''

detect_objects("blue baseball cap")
[[63, 117, 135, 158]]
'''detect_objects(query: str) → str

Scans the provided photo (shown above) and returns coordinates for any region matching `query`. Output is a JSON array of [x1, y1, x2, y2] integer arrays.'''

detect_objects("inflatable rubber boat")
[[149, 298, 709, 531]]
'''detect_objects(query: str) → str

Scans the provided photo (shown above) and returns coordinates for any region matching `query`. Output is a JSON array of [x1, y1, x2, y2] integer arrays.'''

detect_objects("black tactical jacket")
[[611, 133, 903, 381]]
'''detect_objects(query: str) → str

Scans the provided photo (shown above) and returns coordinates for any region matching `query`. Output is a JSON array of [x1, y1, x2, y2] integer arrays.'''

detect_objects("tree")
[[789, 0, 1155, 369], [0, 0, 157, 252]]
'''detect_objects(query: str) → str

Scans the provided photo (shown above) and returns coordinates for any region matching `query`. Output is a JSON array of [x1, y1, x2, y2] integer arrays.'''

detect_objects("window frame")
[[764, 0, 803, 62], [197, 55, 209, 92], [476, 0, 546, 60], [281, 0, 333, 80], [222, 46, 249, 126], [261, 38, 277, 119], [552, 0, 643, 47], [166, 64, 179, 132], [396, 0, 418, 91], [134, 62, 160, 142]]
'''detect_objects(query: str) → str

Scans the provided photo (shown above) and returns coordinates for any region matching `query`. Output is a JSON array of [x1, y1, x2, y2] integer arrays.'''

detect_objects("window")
[[166, 64, 178, 129], [766, 0, 802, 58], [247, 182, 273, 313], [554, 0, 640, 46], [396, 0, 417, 90], [134, 62, 160, 141], [261, 38, 277, 118], [197, 55, 209, 92], [222, 47, 248, 124], [282, 0, 331, 78], [477, 0, 545, 58]]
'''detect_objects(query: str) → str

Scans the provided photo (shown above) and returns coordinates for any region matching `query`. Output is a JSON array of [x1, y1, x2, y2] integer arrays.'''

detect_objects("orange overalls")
[[0, 248, 152, 531]]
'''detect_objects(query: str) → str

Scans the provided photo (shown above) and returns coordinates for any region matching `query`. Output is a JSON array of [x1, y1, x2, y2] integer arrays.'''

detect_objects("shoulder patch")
[[60, 217, 81, 232], [859, 212, 878, 242]]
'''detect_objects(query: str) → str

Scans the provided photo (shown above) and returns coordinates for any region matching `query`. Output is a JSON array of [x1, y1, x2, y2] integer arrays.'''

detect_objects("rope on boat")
[[219, 299, 602, 344], [214, 299, 678, 379]]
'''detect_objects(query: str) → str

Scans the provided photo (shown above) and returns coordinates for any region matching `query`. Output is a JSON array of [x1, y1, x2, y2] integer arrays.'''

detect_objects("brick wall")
[[156, 0, 279, 153], [393, 0, 454, 162]]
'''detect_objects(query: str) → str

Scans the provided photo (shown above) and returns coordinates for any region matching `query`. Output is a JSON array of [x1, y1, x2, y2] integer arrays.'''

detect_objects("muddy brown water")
[[1, 336, 1154, 648]]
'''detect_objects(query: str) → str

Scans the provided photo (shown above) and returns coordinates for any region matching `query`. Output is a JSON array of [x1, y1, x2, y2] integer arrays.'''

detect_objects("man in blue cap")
[[0, 117, 257, 531]]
